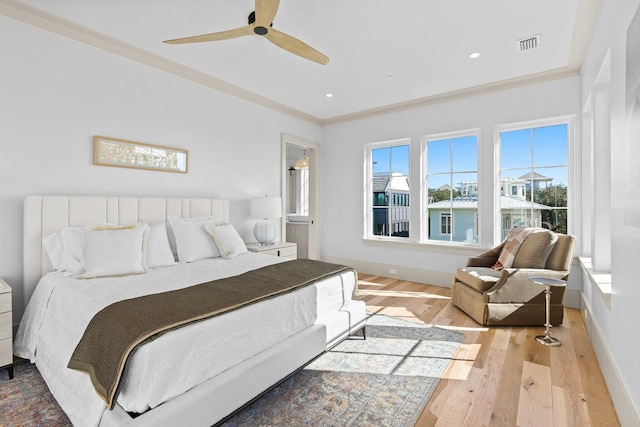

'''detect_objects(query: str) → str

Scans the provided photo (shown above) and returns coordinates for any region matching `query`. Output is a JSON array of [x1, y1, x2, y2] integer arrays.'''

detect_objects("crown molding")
[[320, 68, 581, 126], [0, 0, 323, 126], [1, 0, 592, 128]]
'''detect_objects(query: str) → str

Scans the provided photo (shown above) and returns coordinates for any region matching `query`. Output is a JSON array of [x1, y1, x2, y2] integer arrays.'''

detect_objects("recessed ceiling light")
[[385, 75, 393, 80], [325, 93, 333, 98], [469, 52, 481, 59]]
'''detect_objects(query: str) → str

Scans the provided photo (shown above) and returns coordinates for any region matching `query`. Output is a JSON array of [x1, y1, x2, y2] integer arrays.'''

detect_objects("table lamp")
[[250, 195, 282, 245]]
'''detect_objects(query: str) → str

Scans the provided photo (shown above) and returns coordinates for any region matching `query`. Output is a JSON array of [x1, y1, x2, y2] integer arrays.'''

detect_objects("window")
[[440, 213, 452, 235], [366, 140, 410, 238], [424, 133, 478, 243], [499, 122, 568, 239]]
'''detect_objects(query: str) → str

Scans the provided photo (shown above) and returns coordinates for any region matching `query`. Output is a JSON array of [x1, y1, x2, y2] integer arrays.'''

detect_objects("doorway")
[[281, 134, 320, 260]]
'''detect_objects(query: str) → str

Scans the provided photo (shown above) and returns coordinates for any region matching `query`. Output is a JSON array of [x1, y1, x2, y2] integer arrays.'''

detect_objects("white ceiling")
[[5, 0, 598, 123]]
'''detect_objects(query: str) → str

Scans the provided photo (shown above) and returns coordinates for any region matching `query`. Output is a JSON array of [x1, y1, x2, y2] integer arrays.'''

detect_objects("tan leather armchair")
[[451, 229, 575, 326]]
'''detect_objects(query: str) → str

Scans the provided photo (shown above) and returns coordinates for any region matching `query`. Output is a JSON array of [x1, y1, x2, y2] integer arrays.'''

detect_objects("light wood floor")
[[356, 273, 620, 427]]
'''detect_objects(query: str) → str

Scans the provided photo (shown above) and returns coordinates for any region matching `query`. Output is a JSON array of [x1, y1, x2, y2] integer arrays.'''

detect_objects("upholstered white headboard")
[[23, 195, 230, 308]]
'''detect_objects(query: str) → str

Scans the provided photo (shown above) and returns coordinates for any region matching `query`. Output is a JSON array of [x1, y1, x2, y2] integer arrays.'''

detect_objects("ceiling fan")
[[163, 0, 329, 65]]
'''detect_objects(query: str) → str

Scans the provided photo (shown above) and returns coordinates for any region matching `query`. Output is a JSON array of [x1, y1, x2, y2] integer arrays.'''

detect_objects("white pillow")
[[42, 231, 68, 271], [167, 216, 221, 263], [79, 224, 149, 279], [205, 223, 248, 259], [61, 227, 85, 276], [146, 223, 176, 268]]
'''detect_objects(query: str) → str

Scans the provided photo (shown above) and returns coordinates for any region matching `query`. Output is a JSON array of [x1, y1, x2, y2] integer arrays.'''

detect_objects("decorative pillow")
[[167, 216, 221, 263], [146, 223, 176, 268], [205, 223, 248, 259], [79, 224, 149, 278], [512, 229, 557, 269], [42, 231, 68, 271]]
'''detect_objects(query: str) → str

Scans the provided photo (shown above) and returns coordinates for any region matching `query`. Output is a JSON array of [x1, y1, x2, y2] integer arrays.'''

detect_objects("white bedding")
[[14, 253, 359, 427]]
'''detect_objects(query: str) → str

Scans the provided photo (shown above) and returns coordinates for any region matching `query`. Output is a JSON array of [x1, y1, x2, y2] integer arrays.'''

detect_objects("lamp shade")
[[250, 196, 282, 219], [250, 196, 282, 245]]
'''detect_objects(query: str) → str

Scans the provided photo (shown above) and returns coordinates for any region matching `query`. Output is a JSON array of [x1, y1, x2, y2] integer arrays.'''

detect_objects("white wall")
[[0, 17, 322, 324], [580, 1, 640, 425], [322, 76, 582, 286]]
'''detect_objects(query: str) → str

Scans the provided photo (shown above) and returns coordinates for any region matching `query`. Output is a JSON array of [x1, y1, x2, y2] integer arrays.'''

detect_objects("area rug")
[[222, 313, 463, 426], [0, 314, 463, 427]]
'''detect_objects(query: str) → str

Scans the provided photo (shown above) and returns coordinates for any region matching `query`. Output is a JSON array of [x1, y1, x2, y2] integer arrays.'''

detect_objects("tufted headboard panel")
[[23, 195, 230, 308]]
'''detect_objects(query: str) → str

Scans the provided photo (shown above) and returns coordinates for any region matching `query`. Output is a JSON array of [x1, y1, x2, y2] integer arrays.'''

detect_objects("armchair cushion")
[[494, 228, 557, 270], [512, 230, 557, 268], [455, 267, 505, 293]]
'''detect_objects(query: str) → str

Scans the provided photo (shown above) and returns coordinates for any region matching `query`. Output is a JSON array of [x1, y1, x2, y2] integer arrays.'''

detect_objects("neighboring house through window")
[[424, 132, 479, 243], [498, 121, 569, 240], [366, 140, 410, 238]]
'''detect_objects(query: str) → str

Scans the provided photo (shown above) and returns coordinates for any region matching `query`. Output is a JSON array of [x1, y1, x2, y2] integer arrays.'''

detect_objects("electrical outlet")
[[389, 268, 397, 274]]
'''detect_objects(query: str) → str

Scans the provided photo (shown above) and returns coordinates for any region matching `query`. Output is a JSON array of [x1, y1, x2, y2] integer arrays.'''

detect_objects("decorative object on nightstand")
[[247, 241, 297, 260], [0, 278, 13, 379], [250, 195, 282, 245], [529, 276, 567, 347]]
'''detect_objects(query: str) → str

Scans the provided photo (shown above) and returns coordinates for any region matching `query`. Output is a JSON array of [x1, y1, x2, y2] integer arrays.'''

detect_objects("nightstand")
[[0, 278, 13, 379], [247, 241, 297, 260]]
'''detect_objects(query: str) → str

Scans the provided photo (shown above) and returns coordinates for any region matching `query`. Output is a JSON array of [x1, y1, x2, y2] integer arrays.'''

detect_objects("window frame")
[[364, 138, 412, 241], [440, 212, 452, 235], [495, 116, 573, 243], [421, 129, 481, 245]]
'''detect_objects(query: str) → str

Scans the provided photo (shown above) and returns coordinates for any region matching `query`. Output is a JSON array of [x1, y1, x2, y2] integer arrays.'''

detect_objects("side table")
[[529, 276, 567, 347], [0, 278, 13, 379]]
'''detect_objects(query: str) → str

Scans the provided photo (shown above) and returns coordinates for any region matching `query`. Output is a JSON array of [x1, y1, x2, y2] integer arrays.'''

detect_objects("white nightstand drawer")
[[0, 312, 11, 340], [277, 246, 297, 258], [0, 292, 10, 314], [0, 338, 11, 366]]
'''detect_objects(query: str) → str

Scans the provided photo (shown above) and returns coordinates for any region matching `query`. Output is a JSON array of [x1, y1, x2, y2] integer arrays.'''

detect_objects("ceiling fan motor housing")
[[248, 10, 272, 35]]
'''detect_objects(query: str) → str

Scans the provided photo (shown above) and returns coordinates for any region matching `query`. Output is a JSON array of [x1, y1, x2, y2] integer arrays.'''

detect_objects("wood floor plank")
[[355, 275, 619, 427], [552, 384, 591, 427], [516, 361, 553, 426], [489, 327, 527, 427], [460, 328, 511, 426], [566, 309, 620, 426]]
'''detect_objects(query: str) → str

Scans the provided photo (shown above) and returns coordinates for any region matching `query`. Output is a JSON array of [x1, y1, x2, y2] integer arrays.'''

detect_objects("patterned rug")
[[0, 314, 463, 427]]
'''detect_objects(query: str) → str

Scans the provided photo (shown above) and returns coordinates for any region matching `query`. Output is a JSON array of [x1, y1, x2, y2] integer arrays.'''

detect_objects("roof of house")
[[518, 171, 553, 182], [427, 194, 551, 209], [373, 173, 410, 193]]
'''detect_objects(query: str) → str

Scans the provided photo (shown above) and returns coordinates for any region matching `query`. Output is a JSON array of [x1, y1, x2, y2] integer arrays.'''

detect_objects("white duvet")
[[14, 253, 358, 427]]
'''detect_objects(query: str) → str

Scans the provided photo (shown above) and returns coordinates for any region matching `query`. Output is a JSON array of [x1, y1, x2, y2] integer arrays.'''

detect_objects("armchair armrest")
[[466, 242, 504, 267], [486, 269, 569, 303], [466, 256, 498, 268]]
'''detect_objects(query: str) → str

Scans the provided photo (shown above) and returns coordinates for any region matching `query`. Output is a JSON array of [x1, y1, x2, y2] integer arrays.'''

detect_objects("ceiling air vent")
[[518, 34, 540, 52]]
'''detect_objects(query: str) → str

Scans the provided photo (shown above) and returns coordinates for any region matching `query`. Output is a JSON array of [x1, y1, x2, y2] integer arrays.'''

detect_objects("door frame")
[[281, 133, 320, 260]]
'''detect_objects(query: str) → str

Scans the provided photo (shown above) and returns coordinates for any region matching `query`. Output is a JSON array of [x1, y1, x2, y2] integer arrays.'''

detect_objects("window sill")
[[363, 237, 482, 256], [578, 257, 611, 309]]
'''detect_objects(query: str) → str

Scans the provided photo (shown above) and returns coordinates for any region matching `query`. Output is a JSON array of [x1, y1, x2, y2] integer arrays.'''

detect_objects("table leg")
[[536, 284, 561, 347]]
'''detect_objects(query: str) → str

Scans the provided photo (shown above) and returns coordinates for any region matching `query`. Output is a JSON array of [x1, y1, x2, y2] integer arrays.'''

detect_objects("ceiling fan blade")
[[254, 0, 280, 27], [265, 28, 330, 65], [163, 25, 253, 44]]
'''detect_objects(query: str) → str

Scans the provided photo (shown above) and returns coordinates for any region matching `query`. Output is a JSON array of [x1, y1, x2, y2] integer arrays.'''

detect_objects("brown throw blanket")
[[68, 259, 355, 408]]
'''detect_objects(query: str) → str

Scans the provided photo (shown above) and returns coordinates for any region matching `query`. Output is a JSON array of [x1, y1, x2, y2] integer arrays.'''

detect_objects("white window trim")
[[364, 138, 411, 241], [440, 212, 452, 235], [494, 115, 574, 245], [421, 128, 481, 245]]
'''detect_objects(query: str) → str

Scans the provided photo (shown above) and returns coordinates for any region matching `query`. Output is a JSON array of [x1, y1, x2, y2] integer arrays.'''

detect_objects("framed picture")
[[93, 136, 188, 173]]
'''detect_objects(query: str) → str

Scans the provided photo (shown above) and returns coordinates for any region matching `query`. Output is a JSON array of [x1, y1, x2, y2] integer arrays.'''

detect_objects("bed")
[[15, 195, 366, 427]]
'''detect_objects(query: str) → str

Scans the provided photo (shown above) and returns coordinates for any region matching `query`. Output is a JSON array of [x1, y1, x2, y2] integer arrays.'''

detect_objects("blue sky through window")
[[371, 124, 568, 188]]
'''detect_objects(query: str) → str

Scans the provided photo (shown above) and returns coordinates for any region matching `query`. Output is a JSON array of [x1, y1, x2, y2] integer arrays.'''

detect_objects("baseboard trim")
[[322, 256, 454, 288], [581, 293, 640, 426]]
